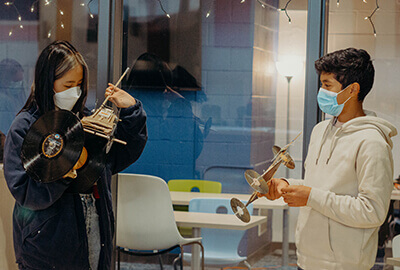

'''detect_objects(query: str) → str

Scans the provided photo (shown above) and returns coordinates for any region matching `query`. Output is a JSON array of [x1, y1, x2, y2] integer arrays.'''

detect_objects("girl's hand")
[[105, 83, 136, 108]]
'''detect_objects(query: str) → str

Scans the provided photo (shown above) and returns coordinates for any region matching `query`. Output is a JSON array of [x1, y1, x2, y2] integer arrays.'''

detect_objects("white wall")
[[328, 0, 400, 179], [0, 167, 18, 270]]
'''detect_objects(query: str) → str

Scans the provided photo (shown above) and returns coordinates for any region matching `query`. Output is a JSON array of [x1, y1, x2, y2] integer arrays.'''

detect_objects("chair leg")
[[117, 248, 120, 270], [172, 255, 181, 270], [158, 254, 164, 270], [180, 245, 183, 270], [244, 260, 251, 269]]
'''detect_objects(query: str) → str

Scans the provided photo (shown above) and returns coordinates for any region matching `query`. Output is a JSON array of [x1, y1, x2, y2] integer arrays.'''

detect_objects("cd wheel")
[[230, 198, 251, 223]]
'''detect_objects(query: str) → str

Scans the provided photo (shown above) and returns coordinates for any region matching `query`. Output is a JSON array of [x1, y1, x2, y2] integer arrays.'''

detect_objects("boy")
[[260, 48, 397, 270]]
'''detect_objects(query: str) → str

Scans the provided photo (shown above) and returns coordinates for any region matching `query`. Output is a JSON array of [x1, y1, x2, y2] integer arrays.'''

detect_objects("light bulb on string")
[[279, 0, 293, 24], [30, 0, 38, 12], [4, 1, 24, 35], [205, 0, 214, 18], [364, 0, 379, 37], [157, 0, 170, 18], [85, 0, 95, 19], [8, 26, 14, 36], [256, 0, 266, 8]]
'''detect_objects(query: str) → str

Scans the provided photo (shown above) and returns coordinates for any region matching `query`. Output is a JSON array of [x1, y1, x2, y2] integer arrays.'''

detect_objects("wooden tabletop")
[[174, 211, 267, 230], [170, 191, 288, 210], [392, 189, 400, 200], [386, 257, 400, 267]]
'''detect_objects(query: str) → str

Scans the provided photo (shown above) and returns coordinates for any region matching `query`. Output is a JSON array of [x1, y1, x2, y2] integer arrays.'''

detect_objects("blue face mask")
[[317, 86, 352, 116]]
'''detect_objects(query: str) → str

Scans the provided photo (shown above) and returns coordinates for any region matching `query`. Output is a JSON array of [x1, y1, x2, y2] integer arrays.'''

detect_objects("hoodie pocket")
[[296, 207, 335, 261], [329, 219, 364, 264]]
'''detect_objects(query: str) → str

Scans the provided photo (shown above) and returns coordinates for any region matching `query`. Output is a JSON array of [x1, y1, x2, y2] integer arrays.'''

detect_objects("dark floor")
[[116, 243, 297, 270], [116, 243, 396, 270]]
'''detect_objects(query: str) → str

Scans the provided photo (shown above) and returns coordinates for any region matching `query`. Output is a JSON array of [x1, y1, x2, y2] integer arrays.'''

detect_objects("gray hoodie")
[[288, 110, 397, 270]]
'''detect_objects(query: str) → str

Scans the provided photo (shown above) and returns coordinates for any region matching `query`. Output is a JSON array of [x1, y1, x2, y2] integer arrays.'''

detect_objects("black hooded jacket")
[[3, 101, 147, 269]]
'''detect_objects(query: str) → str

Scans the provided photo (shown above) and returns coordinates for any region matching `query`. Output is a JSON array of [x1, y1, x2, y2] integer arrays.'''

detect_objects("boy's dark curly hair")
[[315, 48, 374, 101]]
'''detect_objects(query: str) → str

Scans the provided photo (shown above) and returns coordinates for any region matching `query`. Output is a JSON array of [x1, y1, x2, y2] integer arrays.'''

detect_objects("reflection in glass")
[[0, 0, 99, 163]]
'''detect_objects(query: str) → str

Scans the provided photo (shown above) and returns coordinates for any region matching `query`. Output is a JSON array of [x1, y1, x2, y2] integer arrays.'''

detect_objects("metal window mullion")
[[302, 0, 328, 177]]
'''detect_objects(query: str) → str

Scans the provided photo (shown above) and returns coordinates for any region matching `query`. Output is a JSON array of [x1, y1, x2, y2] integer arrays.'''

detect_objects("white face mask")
[[53, 86, 82, 111]]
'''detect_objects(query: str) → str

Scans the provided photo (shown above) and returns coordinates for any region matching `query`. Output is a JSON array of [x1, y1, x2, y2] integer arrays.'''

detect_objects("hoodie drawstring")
[[326, 128, 342, 164], [316, 121, 333, 165]]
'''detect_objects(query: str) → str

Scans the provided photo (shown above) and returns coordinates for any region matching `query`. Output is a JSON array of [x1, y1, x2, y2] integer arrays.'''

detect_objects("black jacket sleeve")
[[107, 99, 147, 174], [3, 113, 73, 211]]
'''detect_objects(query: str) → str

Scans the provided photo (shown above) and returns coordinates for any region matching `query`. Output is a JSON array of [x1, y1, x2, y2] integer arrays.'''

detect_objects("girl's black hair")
[[21, 40, 88, 116]]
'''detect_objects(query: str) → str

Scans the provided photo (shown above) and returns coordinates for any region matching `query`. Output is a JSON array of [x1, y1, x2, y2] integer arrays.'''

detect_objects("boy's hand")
[[281, 185, 311, 207], [257, 178, 289, 200]]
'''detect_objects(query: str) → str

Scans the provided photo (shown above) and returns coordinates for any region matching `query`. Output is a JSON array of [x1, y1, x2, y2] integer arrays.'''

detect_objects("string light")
[[4, 1, 24, 32], [205, 0, 214, 18], [7, 0, 94, 39], [157, 0, 170, 18], [364, 0, 379, 37], [278, 0, 293, 24], [30, 0, 39, 12], [256, 0, 266, 8], [86, 0, 95, 19]]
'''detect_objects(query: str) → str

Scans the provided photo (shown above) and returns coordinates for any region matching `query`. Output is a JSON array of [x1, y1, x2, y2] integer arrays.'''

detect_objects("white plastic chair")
[[393, 234, 400, 270], [116, 173, 204, 269], [177, 198, 252, 270]]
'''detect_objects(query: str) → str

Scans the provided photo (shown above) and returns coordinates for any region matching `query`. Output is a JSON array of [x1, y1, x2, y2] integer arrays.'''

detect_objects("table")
[[174, 211, 267, 270], [170, 191, 290, 268], [386, 257, 400, 267], [392, 189, 400, 200]]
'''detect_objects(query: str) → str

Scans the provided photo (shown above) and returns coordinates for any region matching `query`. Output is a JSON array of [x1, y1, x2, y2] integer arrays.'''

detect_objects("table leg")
[[192, 227, 201, 270], [282, 209, 289, 269]]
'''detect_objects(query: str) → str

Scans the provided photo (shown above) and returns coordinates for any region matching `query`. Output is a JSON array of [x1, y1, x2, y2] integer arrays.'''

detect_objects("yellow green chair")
[[167, 179, 222, 193], [168, 179, 222, 237]]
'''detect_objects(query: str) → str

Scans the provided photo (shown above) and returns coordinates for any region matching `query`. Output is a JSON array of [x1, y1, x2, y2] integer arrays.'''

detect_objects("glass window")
[[326, 0, 400, 178], [0, 0, 99, 163], [120, 0, 308, 265]]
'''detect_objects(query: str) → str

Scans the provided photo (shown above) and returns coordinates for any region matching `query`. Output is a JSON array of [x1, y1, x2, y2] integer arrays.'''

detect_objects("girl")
[[3, 40, 147, 269]]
